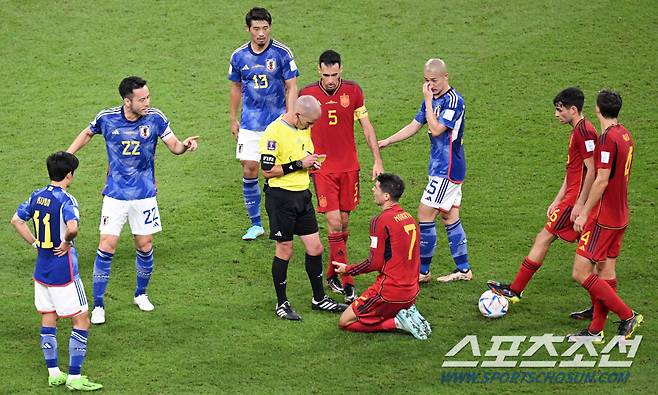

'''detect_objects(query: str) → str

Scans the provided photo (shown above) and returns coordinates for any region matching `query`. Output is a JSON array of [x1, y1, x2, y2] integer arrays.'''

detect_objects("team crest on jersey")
[[319, 195, 327, 208], [267, 140, 277, 151], [340, 94, 350, 108], [101, 216, 109, 226], [139, 125, 151, 139], [266, 58, 277, 71]]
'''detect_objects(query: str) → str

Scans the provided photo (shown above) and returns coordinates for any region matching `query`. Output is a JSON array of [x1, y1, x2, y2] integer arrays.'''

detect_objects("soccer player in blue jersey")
[[11, 152, 103, 391], [67, 76, 199, 325], [229, 7, 299, 240], [379, 59, 472, 283]]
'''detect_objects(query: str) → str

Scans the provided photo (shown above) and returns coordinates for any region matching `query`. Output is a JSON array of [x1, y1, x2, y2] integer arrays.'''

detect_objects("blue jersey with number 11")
[[228, 40, 299, 132], [415, 87, 466, 183], [16, 185, 80, 286], [89, 106, 172, 201]]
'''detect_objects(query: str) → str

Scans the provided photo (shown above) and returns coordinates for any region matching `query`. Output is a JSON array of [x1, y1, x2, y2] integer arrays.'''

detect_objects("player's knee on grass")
[[338, 306, 357, 329]]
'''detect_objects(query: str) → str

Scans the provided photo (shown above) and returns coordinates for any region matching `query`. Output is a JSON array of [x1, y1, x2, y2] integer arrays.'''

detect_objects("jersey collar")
[[318, 79, 342, 96], [249, 39, 272, 56]]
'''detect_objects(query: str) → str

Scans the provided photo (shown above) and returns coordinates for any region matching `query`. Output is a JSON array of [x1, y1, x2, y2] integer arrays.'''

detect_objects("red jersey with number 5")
[[300, 80, 366, 173], [345, 204, 420, 302], [563, 118, 598, 205], [593, 124, 634, 228]]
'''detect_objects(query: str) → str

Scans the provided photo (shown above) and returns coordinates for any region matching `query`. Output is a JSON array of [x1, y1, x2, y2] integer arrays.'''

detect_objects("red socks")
[[582, 274, 632, 323], [510, 257, 542, 294], [327, 231, 353, 286], [589, 278, 617, 333]]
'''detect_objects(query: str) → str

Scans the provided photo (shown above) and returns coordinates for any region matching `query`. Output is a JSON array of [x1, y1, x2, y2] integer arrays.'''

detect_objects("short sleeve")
[[228, 52, 241, 82], [260, 129, 279, 159], [16, 195, 34, 222], [574, 129, 596, 160], [414, 101, 427, 125], [281, 49, 299, 81], [438, 98, 464, 130], [89, 111, 105, 135], [151, 110, 171, 139], [596, 134, 617, 170], [353, 85, 367, 120], [62, 198, 80, 223]]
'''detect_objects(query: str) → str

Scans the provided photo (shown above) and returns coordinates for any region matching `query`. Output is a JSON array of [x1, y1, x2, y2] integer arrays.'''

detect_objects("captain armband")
[[261, 154, 276, 171]]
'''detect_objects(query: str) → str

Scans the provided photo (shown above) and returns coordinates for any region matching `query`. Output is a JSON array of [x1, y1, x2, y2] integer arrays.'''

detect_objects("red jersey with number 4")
[[345, 204, 420, 302], [563, 118, 598, 205], [593, 124, 634, 228], [300, 79, 367, 173]]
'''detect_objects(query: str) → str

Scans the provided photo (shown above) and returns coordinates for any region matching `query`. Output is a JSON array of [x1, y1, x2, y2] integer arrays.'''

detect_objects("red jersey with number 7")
[[345, 204, 420, 302], [300, 79, 367, 173], [593, 124, 634, 228]]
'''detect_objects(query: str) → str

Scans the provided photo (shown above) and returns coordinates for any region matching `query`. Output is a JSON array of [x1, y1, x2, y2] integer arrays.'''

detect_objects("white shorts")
[[100, 196, 162, 236], [420, 176, 462, 212], [35, 278, 88, 317], [236, 128, 264, 161]]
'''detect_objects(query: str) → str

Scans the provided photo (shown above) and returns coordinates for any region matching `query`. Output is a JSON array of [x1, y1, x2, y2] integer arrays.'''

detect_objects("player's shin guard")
[[305, 253, 325, 302], [68, 329, 87, 376], [446, 219, 469, 271], [582, 274, 632, 321], [272, 256, 289, 306], [343, 319, 397, 333], [243, 177, 261, 226], [40, 327, 59, 370], [419, 222, 437, 274], [135, 249, 154, 297], [92, 249, 114, 308], [589, 278, 617, 333], [510, 257, 542, 294]]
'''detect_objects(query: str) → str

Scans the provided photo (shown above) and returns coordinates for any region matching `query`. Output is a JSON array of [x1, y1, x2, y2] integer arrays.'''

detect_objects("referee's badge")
[[266, 58, 277, 71], [340, 93, 350, 108], [267, 140, 277, 151], [139, 125, 151, 139]]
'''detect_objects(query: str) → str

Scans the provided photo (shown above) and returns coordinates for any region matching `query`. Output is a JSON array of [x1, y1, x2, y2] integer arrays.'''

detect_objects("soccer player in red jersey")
[[300, 50, 384, 303], [566, 89, 642, 342], [488, 88, 598, 306], [333, 174, 431, 340]]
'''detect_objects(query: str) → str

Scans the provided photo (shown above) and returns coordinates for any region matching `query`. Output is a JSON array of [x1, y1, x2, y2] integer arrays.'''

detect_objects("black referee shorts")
[[264, 186, 319, 242]]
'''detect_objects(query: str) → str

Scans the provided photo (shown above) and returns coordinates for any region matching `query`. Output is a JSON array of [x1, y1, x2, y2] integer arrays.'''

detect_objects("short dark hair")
[[246, 7, 271, 27], [376, 173, 405, 202], [47, 151, 79, 182], [319, 50, 341, 67], [119, 76, 147, 99], [597, 89, 622, 119], [553, 87, 584, 112]]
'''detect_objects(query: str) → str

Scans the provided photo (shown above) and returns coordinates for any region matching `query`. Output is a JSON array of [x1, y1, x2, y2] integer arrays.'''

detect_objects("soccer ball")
[[478, 290, 509, 318]]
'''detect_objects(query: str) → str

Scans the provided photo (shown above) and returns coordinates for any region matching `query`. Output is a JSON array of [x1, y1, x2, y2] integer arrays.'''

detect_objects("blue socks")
[[243, 177, 262, 227], [135, 249, 154, 297], [92, 249, 113, 308], [446, 218, 470, 271], [40, 326, 58, 369], [68, 329, 88, 375], [419, 222, 437, 274]]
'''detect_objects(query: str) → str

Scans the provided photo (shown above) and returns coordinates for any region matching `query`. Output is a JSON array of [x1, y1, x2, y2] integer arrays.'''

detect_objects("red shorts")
[[352, 287, 414, 326], [544, 201, 579, 242], [312, 171, 360, 213], [576, 219, 626, 263]]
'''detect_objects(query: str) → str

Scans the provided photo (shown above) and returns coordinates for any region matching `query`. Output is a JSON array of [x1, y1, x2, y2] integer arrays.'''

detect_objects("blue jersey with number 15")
[[415, 87, 466, 183], [16, 185, 80, 286], [228, 40, 299, 132], [89, 106, 173, 201]]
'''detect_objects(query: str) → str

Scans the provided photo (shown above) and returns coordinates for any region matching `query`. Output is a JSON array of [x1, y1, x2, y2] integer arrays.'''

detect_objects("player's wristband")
[[282, 160, 303, 175]]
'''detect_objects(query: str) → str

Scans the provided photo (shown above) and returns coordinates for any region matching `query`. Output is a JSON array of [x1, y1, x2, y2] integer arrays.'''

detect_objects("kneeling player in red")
[[332, 174, 430, 340]]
